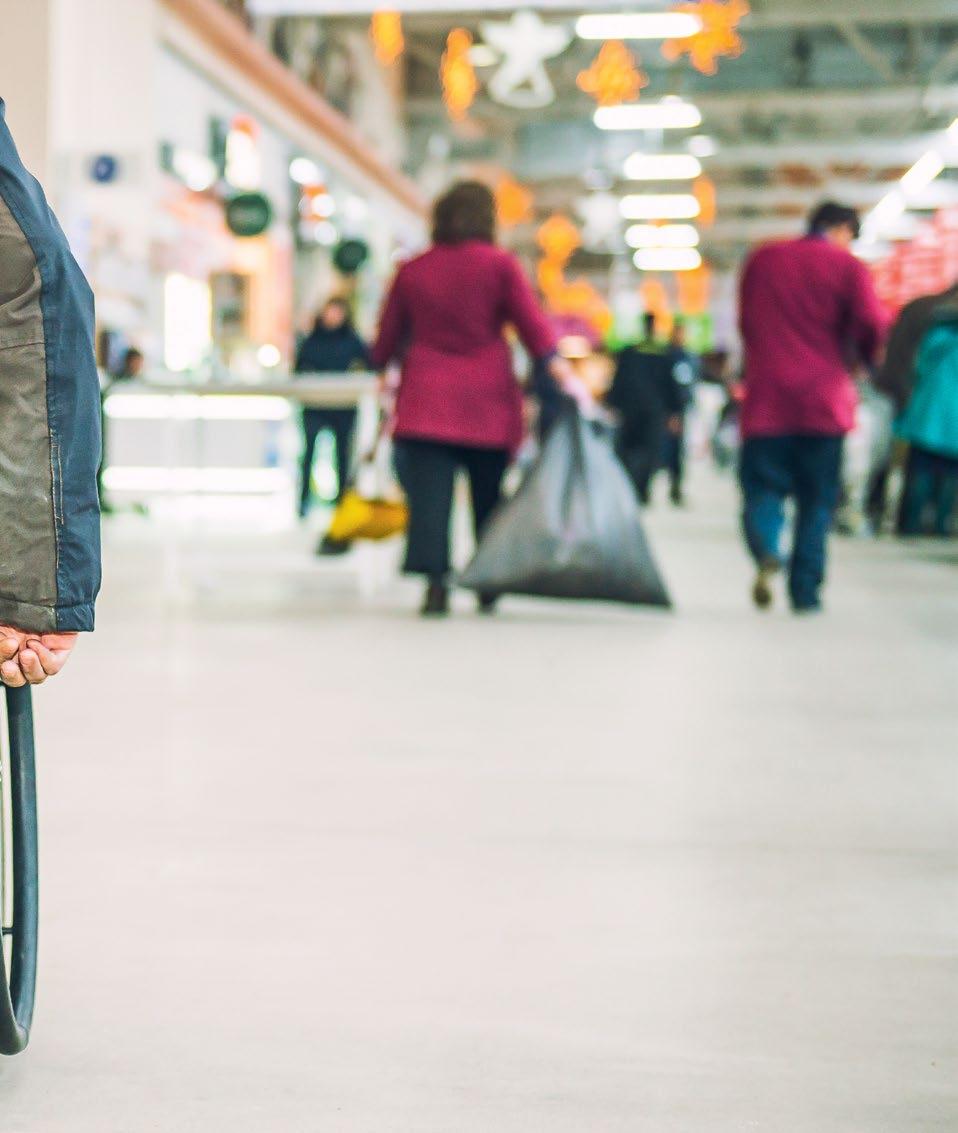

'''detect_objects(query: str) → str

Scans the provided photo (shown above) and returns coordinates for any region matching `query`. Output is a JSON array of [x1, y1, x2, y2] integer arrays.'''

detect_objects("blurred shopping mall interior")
[[0, 0, 956, 1128]]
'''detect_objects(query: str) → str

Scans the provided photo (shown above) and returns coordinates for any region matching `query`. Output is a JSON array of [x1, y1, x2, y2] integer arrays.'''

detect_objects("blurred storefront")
[[0, 0, 426, 377], [0, 0, 424, 508]]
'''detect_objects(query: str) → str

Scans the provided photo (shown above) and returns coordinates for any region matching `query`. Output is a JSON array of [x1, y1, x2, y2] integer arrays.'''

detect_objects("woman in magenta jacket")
[[372, 181, 567, 616]]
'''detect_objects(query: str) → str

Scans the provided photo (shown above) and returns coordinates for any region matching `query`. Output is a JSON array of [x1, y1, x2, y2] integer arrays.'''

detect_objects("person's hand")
[[667, 415, 683, 436], [0, 628, 78, 687], [548, 355, 595, 409]]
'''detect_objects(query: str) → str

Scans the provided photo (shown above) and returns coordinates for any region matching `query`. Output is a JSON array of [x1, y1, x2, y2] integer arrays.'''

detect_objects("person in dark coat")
[[371, 180, 569, 617], [663, 318, 698, 505], [875, 283, 958, 534], [876, 283, 958, 412], [295, 297, 370, 519], [606, 313, 684, 505]]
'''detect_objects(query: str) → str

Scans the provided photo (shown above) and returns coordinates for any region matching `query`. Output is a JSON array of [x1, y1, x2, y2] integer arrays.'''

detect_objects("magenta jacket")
[[739, 237, 890, 438], [371, 241, 558, 452]]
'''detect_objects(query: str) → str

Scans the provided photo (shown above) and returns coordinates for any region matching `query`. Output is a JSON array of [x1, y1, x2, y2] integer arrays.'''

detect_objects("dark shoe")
[[670, 488, 685, 507], [316, 535, 351, 556], [751, 556, 780, 611], [477, 592, 499, 616], [421, 580, 450, 618], [792, 601, 823, 616]]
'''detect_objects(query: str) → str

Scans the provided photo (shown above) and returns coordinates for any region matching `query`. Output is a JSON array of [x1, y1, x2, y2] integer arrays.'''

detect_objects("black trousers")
[[300, 408, 356, 516], [617, 420, 666, 505], [663, 424, 686, 497], [899, 444, 958, 536], [393, 438, 509, 579]]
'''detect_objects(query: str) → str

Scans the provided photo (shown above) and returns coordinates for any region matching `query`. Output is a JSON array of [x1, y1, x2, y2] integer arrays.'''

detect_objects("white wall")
[[0, 0, 56, 183]]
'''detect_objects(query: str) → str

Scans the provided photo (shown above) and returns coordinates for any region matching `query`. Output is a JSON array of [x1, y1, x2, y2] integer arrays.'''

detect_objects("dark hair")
[[315, 296, 351, 331], [432, 180, 497, 246], [642, 311, 657, 339], [808, 201, 861, 239]]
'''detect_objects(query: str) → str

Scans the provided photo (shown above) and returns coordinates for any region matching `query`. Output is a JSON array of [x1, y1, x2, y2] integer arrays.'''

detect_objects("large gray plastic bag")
[[460, 407, 672, 607]]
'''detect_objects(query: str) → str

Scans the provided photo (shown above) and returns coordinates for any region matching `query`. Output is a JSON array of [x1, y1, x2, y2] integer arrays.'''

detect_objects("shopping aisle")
[[2, 474, 956, 1132]]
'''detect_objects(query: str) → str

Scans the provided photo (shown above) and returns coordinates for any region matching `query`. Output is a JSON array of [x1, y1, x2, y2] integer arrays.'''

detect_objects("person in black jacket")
[[606, 314, 684, 504], [295, 297, 370, 518]]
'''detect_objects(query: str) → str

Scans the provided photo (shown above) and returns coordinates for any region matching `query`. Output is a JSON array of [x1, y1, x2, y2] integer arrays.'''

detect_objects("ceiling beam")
[[405, 84, 958, 130], [250, 0, 958, 23]]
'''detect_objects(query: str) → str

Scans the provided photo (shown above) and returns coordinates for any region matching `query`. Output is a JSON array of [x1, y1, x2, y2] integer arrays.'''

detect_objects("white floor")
[[1, 473, 956, 1131]]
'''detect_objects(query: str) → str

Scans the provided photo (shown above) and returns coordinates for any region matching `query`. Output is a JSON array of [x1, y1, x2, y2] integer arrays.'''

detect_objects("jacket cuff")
[[0, 596, 94, 635]]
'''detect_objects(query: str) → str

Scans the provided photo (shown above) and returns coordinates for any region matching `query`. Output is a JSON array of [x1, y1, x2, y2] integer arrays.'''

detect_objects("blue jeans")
[[739, 435, 843, 610]]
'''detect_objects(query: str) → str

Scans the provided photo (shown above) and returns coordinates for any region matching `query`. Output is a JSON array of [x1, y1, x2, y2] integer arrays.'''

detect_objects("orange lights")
[[370, 11, 405, 67], [577, 41, 649, 108], [441, 29, 479, 122], [662, 0, 749, 76], [536, 213, 582, 262], [496, 176, 534, 228]]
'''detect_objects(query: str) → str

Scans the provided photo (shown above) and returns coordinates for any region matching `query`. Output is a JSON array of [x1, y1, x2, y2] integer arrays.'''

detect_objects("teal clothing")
[[896, 320, 958, 460]]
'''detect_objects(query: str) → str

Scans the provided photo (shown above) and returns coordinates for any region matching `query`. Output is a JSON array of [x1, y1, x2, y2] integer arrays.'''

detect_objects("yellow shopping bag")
[[327, 489, 408, 543]]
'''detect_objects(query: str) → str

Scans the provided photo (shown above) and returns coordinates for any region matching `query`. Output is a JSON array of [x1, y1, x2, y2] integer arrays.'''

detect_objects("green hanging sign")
[[225, 192, 273, 238]]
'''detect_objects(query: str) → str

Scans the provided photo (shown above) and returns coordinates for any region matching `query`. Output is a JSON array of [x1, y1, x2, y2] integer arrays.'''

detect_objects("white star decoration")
[[480, 10, 573, 109], [576, 192, 622, 252]]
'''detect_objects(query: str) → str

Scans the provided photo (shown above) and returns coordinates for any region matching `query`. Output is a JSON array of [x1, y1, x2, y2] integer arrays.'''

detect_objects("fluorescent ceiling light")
[[900, 150, 944, 195], [595, 99, 702, 131], [624, 153, 702, 181], [576, 13, 702, 40], [290, 156, 323, 185], [634, 248, 702, 272], [620, 193, 701, 220], [689, 134, 718, 158], [871, 190, 906, 222], [626, 223, 700, 249]]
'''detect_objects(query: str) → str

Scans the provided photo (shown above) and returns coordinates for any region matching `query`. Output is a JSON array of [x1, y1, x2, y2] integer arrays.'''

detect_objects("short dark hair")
[[808, 201, 861, 239], [314, 297, 352, 332], [432, 180, 497, 246]]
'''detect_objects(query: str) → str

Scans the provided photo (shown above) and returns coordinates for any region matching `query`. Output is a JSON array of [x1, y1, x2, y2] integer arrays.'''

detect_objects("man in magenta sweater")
[[738, 202, 889, 612]]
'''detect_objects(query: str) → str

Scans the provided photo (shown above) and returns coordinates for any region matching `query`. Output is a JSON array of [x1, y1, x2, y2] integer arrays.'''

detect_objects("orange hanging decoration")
[[496, 176, 534, 228], [441, 29, 478, 122], [370, 11, 405, 67], [676, 264, 712, 315], [536, 214, 582, 263], [693, 176, 717, 227], [576, 40, 649, 107], [537, 257, 565, 302], [662, 0, 749, 76]]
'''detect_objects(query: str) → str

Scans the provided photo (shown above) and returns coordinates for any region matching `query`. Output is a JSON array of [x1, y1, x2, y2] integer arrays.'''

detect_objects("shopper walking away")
[[663, 318, 698, 505], [891, 311, 958, 535], [0, 98, 101, 685], [295, 297, 370, 520], [606, 313, 684, 505], [738, 201, 888, 612], [877, 282, 958, 535], [371, 180, 570, 617]]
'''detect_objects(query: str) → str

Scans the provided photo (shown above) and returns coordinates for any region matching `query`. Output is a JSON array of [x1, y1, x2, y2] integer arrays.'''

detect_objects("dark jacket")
[[739, 236, 889, 437], [294, 323, 370, 375], [0, 99, 101, 633], [371, 241, 557, 452], [607, 343, 684, 446], [877, 286, 958, 412]]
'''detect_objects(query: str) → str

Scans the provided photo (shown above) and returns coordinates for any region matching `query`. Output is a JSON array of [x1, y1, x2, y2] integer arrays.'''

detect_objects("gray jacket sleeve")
[[0, 99, 101, 633]]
